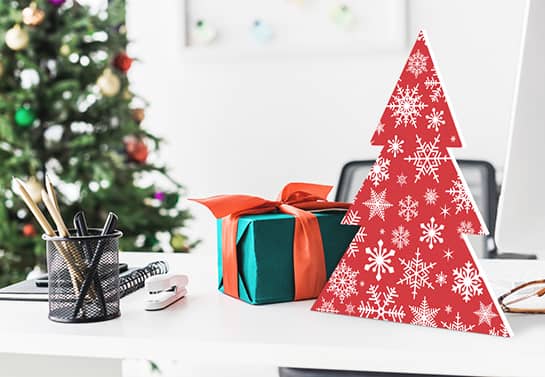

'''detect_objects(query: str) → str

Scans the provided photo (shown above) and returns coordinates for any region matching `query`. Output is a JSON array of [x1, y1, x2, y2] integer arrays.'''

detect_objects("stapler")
[[144, 274, 188, 311]]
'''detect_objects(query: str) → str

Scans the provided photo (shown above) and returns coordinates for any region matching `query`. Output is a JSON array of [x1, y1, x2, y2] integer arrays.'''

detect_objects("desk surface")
[[0, 252, 544, 377]]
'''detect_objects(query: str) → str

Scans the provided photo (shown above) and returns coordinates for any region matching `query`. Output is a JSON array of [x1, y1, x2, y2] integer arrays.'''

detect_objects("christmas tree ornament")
[[113, 52, 133, 73], [170, 233, 188, 252], [5, 24, 29, 51], [14, 107, 36, 127], [96, 68, 120, 97], [251, 20, 274, 44], [131, 108, 145, 123], [22, 223, 37, 237], [312, 31, 512, 337], [59, 44, 71, 56], [153, 191, 165, 201], [22, 2, 45, 27], [330, 4, 355, 29], [124, 136, 149, 164], [19, 68, 40, 89], [193, 20, 217, 45], [47, 0, 66, 6]]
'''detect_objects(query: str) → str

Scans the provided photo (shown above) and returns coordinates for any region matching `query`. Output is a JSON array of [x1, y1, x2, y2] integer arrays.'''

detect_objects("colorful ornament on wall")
[[5, 24, 29, 51], [47, 0, 66, 7], [251, 20, 274, 44], [14, 107, 36, 127], [193, 19, 217, 45], [22, 2, 45, 27], [330, 4, 355, 30], [124, 136, 148, 164], [22, 223, 37, 237], [97, 68, 121, 97], [113, 52, 133, 73], [131, 108, 145, 123]]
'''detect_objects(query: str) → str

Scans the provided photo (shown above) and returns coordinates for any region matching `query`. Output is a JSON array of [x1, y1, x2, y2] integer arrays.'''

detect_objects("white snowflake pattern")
[[424, 188, 438, 205], [404, 135, 450, 182], [424, 71, 444, 103], [398, 195, 419, 222], [346, 241, 359, 258], [376, 122, 385, 135], [409, 297, 440, 327], [316, 297, 339, 313], [443, 248, 454, 261], [406, 49, 428, 78], [345, 302, 356, 315], [425, 108, 445, 132], [446, 179, 473, 214], [387, 135, 405, 157], [368, 157, 391, 187], [489, 324, 510, 337], [364, 239, 396, 281], [391, 225, 410, 249], [354, 227, 367, 242], [363, 189, 393, 221], [451, 261, 483, 303], [342, 209, 361, 225], [387, 84, 428, 128], [357, 285, 406, 322], [474, 301, 498, 327], [445, 305, 452, 314], [440, 205, 450, 218], [419, 217, 445, 250], [457, 221, 474, 237], [326, 260, 360, 303], [396, 174, 408, 186], [441, 312, 475, 332], [435, 271, 447, 287], [397, 249, 436, 299]]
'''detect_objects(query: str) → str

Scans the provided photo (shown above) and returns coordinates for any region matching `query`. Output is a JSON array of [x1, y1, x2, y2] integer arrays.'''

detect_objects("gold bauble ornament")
[[131, 108, 145, 123], [59, 44, 71, 56], [5, 24, 29, 51], [170, 233, 188, 252], [96, 68, 120, 97], [25, 176, 43, 204], [22, 3, 45, 27]]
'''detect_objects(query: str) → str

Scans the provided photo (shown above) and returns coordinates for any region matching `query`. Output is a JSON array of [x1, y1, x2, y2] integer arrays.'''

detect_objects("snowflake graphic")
[[451, 261, 483, 303], [445, 305, 452, 314], [363, 189, 393, 221], [489, 324, 510, 337], [398, 195, 419, 222], [457, 221, 474, 237], [474, 301, 498, 326], [435, 271, 447, 287], [404, 135, 450, 182], [342, 209, 361, 225], [441, 312, 475, 332], [409, 297, 440, 327], [446, 179, 473, 214], [346, 241, 360, 258], [354, 227, 367, 242], [316, 297, 339, 313], [424, 71, 444, 103], [440, 205, 450, 218], [368, 157, 390, 187], [396, 174, 408, 186], [419, 217, 445, 250], [406, 49, 428, 78], [376, 122, 385, 134], [425, 108, 445, 132], [326, 260, 359, 303], [387, 84, 428, 128], [364, 239, 396, 281], [391, 225, 410, 249], [397, 249, 436, 299], [443, 248, 454, 261], [424, 188, 438, 205], [387, 135, 405, 157], [357, 285, 406, 322], [345, 302, 356, 315]]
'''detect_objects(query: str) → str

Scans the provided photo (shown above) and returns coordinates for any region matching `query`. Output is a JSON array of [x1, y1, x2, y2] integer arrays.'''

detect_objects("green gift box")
[[216, 211, 358, 305]]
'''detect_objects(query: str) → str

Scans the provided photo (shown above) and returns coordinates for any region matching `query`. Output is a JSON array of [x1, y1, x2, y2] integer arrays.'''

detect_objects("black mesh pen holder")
[[44, 229, 123, 323]]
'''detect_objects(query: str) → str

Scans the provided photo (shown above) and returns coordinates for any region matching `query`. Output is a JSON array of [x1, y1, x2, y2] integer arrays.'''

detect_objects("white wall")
[[126, 0, 527, 249]]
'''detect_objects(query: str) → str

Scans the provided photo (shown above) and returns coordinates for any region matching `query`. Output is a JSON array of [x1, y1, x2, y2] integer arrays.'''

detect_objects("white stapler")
[[144, 274, 188, 311]]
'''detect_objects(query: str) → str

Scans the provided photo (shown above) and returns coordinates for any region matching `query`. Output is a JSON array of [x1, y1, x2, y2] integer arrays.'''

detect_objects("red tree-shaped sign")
[[312, 31, 512, 337]]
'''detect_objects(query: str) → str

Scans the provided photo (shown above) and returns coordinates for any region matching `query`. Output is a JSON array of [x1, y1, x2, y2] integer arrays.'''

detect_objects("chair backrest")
[[335, 160, 498, 258]]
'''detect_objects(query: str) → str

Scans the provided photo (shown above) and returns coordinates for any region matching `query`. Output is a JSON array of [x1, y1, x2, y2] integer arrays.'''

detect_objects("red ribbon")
[[191, 183, 350, 300]]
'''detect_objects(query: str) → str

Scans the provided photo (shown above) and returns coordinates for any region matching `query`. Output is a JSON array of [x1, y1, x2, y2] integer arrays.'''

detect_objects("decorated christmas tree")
[[312, 31, 512, 337], [0, 0, 194, 287]]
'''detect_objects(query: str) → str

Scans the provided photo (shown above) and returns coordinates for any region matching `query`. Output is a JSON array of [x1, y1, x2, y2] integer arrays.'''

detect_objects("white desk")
[[1, 252, 544, 377]]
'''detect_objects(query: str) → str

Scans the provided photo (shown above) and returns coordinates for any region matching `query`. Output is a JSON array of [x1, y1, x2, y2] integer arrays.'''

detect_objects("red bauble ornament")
[[113, 52, 133, 73], [22, 223, 37, 237], [124, 137, 148, 164]]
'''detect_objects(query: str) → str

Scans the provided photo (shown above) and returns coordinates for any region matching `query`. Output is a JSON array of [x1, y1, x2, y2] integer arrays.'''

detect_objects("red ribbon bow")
[[191, 182, 351, 301]]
